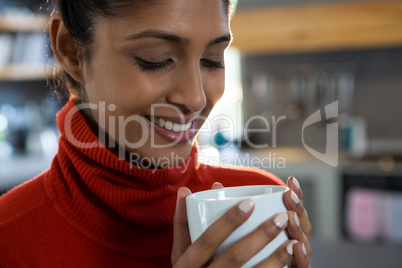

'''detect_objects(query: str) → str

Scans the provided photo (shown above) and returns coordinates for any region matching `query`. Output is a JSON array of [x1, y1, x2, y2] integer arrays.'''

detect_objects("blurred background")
[[0, 0, 401, 267]]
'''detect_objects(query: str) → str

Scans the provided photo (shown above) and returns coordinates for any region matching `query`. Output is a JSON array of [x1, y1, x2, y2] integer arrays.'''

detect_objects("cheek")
[[204, 70, 225, 106], [85, 59, 168, 115]]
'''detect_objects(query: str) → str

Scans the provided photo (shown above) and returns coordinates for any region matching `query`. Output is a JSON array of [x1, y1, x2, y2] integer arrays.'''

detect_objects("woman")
[[0, 0, 312, 267]]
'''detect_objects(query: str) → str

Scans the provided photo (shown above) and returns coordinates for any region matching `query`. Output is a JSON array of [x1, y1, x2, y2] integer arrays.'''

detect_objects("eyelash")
[[134, 57, 224, 72], [202, 59, 225, 70], [135, 57, 173, 71]]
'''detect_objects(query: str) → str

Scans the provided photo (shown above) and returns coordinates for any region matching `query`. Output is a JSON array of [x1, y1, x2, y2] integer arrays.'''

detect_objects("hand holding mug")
[[171, 176, 312, 267]]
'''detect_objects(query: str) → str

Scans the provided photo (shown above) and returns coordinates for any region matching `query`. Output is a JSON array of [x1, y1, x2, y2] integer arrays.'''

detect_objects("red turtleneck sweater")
[[0, 100, 284, 267]]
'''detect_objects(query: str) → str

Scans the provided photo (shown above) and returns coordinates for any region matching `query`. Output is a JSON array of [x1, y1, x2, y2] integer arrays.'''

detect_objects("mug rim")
[[186, 185, 288, 202]]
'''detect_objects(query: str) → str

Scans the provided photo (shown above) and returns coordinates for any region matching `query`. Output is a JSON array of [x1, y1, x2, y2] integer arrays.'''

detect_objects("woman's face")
[[81, 0, 230, 167]]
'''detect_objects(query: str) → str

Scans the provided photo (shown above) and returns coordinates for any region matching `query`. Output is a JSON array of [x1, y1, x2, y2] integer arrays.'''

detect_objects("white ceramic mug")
[[186, 185, 289, 268]]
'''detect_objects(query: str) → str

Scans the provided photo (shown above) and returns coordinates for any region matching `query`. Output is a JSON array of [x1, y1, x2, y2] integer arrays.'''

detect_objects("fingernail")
[[290, 191, 300, 204], [286, 240, 298, 256], [291, 176, 301, 190], [212, 182, 224, 189], [293, 213, 300, 227], [178, 187, 191, 197], [274, 212, 289, 228], [301, 243, 307, 256], [239, 199, 254, 214]]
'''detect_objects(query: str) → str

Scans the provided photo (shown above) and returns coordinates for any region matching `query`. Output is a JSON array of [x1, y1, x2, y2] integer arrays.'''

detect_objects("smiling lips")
[[144, 115, 197, 143]]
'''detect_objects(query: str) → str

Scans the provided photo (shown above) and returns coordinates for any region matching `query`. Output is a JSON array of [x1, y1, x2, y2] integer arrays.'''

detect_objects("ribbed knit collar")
[[44, 99, 200, 257], [56, 99, 199, 189]]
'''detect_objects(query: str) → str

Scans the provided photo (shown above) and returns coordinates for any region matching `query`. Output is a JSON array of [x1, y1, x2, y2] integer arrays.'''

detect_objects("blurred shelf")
[[0, 64, 54, 82], [310, 238, 402, 268], [0, 155, 52, 192], [342, 159, 402, 177], [0, 14, 48, 32], [231, 0, 402, 54]]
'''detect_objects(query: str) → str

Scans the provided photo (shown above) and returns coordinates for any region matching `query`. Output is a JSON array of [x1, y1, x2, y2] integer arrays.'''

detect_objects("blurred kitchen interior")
[[1, 0, 402, 267]]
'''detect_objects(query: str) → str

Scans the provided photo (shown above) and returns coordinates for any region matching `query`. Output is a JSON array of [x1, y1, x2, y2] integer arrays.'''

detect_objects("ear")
[[50, 12, 85, 85]]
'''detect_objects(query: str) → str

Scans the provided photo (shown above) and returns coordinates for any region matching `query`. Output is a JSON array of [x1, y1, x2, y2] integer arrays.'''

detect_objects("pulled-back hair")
[[52, 0, 233, 99]]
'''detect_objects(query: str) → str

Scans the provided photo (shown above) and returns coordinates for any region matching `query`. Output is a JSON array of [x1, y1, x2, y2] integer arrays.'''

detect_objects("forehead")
[[97, 0, 230, 43]]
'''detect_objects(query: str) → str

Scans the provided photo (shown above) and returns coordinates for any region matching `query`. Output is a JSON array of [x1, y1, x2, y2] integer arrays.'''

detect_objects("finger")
[[286, 211, 312, 257], [292, 242, 310, 268], [254, 239, 298, 268], [212, 182, 224, 189], [284, 189, 312, 239], [171, 187, 192, 265], [175, 199, 255, 267], [287, 175, 303, 201], [210, 212, 289, 268]]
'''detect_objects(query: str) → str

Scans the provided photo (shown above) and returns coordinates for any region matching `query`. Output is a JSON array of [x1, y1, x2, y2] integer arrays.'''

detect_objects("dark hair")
[[52, 0, 232, 100]]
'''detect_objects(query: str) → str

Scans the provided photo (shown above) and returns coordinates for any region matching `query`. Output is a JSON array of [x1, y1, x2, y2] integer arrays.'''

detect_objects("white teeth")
[[149, 116, 192, 132], [158, 118, 165, 128], [165, 120, 173, 130], [173, 122, 191, 132], [173, 123, 182, 132]]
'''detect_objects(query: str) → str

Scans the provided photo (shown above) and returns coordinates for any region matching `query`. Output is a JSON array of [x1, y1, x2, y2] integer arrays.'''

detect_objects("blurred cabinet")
[[0, 13, 52, 81], [231, 0, 402, 55], [240, 48, 402, 151], [0, 4, 59, 193], [342, 160, 402, 246]]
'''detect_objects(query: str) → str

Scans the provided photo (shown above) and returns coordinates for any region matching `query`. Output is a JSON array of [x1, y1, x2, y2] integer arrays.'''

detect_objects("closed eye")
[[135, 57, 174, 72], [201, 59, 224, 70]]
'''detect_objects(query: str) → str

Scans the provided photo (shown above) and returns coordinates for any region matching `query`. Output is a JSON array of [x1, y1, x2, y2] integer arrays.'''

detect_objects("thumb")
[[171, 187, 192, 265]]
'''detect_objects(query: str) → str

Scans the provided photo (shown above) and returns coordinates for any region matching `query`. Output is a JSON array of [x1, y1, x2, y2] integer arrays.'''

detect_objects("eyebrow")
[[124, 29, 232, 47]]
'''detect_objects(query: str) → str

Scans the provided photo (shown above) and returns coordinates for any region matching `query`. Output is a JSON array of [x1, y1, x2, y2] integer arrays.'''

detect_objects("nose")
[[166, 63, 207, 113]]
